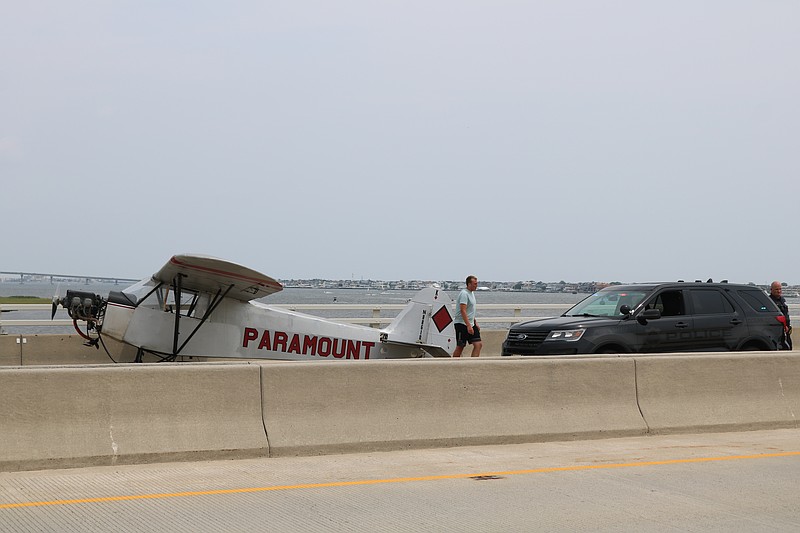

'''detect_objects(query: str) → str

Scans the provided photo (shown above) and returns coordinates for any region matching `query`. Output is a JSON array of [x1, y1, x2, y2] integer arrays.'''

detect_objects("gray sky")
[[3, 1, 798, 284]]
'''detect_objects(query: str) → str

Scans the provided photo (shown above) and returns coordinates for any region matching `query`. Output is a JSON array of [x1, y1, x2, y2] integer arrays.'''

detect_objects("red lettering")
[[346, 340, 359, 359], [318, 337, 332, 357], [274, 331, 288, 352], [332, 338, 345, 358], [243, 327, 258, 348], [303, 335, 317, 355], [258, 330, 271, 350], [245, 329, 375, 360], [288, 334, 301, 354], [362, 341, 375, 359]]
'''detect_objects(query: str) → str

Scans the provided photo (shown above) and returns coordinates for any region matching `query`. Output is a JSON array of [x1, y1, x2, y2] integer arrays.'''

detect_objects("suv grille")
[[505, 330, 549, 350]]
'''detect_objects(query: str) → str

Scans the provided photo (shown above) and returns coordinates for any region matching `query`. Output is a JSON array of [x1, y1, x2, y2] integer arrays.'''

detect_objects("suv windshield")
[[565, 289, 649, 317]]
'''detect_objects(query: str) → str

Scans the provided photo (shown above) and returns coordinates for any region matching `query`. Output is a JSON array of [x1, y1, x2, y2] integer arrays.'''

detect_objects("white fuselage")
[[84, 255, 455, 361], [102, 297, 448, 360]]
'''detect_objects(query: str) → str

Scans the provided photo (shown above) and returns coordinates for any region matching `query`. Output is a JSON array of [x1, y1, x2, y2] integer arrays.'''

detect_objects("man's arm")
[[460, 303, 473, 332]]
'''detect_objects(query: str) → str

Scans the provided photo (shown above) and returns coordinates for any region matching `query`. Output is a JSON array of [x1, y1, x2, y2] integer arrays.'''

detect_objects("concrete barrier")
[[478, 329, 506, 355], [21, 334, 115, 365], [636, 353, 800, 434], [0, 334, 111, 365], [4, 352, 800, 472], [0, 363, 268, 472], [0, 334, 206, 365], [0, 335, 19, 366], [259, 357, 647, 456]]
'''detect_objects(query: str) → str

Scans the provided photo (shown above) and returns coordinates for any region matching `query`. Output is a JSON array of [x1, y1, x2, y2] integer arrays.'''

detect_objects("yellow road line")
[[2, 450, 799, 510]]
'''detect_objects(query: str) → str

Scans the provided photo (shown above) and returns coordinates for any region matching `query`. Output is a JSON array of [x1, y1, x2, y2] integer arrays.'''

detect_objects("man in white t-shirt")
[[453, 275, 482, 357]]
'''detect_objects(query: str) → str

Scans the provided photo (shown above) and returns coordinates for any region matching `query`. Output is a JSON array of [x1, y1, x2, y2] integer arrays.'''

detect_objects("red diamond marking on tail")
[[432, 305, 453, 333]]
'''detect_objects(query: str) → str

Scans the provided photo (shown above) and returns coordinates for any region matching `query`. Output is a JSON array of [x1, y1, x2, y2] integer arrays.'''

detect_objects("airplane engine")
[[53, 290, 106, 325]]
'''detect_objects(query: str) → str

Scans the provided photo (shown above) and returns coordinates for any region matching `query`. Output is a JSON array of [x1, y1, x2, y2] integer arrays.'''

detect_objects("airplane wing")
[[153, 254, 283, 301]]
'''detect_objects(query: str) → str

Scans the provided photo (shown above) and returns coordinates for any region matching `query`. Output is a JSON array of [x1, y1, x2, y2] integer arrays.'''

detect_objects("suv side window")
[[737, 289, 777, 313], [651, 290, 685, 316], [689, 289, 735, 315]]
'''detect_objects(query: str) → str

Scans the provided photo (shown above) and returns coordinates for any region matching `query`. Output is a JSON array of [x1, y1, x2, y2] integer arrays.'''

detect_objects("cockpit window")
[[565, 290, 648, 317], [121, 278, 153, 301], [122, 279, 205, 317]]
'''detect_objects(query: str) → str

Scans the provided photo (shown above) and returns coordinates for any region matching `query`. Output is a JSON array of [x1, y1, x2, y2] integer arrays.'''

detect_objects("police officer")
[[770, 281, 792, 350]]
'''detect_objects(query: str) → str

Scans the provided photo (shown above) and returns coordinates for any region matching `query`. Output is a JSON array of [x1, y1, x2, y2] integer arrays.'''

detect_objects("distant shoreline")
[[2, 278, 797, 297]]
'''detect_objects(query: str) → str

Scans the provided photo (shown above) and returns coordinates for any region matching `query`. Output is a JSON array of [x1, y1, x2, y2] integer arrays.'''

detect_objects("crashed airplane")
[[53, 254, 456, 362]]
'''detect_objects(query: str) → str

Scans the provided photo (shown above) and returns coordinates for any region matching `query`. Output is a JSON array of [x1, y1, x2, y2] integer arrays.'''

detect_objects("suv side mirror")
[[637, 308, 661, 325], [619, 305, 631, 316]]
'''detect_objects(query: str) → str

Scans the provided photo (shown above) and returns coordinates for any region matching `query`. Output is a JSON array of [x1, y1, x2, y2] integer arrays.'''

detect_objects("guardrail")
[[0, 303, 571, 332], [273, 303, 571, 325]]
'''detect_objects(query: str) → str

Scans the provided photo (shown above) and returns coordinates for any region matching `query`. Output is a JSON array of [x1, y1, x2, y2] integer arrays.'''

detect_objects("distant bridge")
[[0, 271, 139, 285]]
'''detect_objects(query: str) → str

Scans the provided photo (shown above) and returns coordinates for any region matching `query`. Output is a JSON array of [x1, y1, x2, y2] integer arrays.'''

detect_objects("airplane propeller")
[[50, 283, 62, 319]]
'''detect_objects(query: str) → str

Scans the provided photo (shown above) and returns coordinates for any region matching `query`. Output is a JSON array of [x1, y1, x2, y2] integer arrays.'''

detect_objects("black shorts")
[[454, 323, 481, 347]]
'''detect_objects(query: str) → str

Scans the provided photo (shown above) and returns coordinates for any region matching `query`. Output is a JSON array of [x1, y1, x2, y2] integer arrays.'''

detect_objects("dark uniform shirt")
[[770, 294, 791, 327], [770, 293, 792, 350]]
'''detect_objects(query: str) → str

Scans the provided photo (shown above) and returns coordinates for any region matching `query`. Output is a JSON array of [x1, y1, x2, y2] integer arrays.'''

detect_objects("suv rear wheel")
[[739, 341, 767, 351]]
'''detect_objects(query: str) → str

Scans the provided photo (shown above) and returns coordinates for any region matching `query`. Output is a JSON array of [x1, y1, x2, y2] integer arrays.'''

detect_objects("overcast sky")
[[2, 1, 798, 284]]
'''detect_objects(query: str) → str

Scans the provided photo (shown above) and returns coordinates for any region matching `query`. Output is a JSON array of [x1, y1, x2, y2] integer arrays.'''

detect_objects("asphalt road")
[[2, 429, 800, 532]]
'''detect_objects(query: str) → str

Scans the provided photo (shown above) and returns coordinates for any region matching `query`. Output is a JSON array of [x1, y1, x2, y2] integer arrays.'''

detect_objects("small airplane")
[[52, 254, 456, 362]]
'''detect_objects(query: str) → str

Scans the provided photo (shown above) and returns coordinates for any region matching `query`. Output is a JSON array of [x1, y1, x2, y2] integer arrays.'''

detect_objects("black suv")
[[502, 282, 788, 355]]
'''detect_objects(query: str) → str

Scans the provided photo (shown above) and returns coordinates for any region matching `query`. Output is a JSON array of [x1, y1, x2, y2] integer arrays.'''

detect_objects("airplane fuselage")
[[64, 255, 455, 362], [103, 294, 451, 360]]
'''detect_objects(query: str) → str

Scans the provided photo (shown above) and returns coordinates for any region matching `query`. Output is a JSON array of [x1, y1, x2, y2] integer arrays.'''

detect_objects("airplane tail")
[[380, 287, 456, 357]]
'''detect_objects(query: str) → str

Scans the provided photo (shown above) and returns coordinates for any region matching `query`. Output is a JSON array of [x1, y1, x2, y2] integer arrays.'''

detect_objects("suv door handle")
[[730, 318, 743, 325], [675, 322, 689, 328]]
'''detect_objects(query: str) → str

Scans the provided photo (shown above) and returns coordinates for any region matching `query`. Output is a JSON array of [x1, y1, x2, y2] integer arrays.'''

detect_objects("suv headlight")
[[545, 329, 585, 342]]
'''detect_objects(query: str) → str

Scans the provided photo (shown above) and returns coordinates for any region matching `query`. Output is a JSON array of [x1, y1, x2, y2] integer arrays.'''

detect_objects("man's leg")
[[471, 341, 482, 357], [453, 323, 467, 357]]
